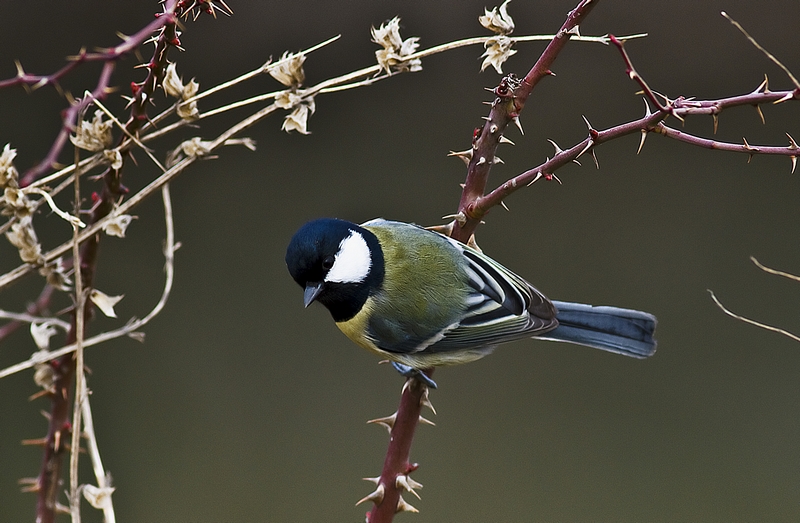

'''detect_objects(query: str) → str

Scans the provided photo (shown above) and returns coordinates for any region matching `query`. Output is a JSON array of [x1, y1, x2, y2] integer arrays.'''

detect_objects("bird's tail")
[[537, 301, 657, 359]]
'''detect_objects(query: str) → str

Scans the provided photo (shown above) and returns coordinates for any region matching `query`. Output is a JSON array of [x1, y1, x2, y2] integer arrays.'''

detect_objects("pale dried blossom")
[[33, 357, 56, 393], [70, 110, 113, 152], [102, 206, 135, 238], [39, 258, 72, 291], [269, 51, 306, 87], [2, 186, 34, 218], [0, 143, 19, 187], [166, 136, 213, 167], [162, 63, 185, 98], [6, 216, 43, 264], [103, 148, 123, 170], [281, 100, 316, 135], [479, 0, 515, 35], [176, 78, 200, 120], [83, 484, 115, 510], [30, 322, 58, 350], [481, 36, 517, 73], [275, 90, 304, 109], [371, 17, 422, 74], [90, 289, 124, 318]]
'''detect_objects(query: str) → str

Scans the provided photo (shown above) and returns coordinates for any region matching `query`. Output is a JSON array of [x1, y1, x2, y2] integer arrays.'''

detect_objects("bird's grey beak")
[[303, 282, 324, 307]]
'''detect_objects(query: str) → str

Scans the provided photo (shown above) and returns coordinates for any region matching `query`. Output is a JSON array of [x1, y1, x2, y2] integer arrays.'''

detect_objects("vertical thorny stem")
[[31, 3, 191, 521], [452, 0, 598, 243], [366, 2, 601, 521]]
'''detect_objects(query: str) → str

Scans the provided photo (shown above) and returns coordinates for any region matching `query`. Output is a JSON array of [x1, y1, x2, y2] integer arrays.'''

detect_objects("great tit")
[[286, 218, 657, 371]]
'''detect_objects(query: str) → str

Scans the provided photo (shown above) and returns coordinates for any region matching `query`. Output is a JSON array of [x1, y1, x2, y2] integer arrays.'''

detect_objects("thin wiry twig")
[[721, 11, 800, 90], [708, 290, 800, 343], [0, 183, 178, 379]]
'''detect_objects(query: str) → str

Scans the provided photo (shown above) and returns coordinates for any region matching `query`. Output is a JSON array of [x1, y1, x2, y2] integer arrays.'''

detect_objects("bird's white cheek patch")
[[325, 230, 371, 283]]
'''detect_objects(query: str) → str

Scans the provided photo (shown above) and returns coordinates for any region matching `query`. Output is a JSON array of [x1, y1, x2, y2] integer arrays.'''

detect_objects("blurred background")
[[1, 0, 798, 521]]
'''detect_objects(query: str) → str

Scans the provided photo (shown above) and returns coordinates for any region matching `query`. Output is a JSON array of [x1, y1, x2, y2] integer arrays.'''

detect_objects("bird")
[[286, 218, 656, 383]]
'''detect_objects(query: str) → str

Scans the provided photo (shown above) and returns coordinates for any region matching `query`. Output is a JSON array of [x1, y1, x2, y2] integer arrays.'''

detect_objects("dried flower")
[[479, 0, 515, 35], [102, 206, 135, 238], [83, 484, 115, 510], [0, 143, 18, 188], [33, 357, 56, 393], [275, 90, 304, 109], [269, 51, 306, 87], [481, 36, 517, 73], [90, 289, 124, 318], [176, 78, 200, 120], [70, 110, 113, 152], [281, 101, 315, 135], [163, 63, 184, 98], [39, 259, 72, 291], [104, 149, 124, 170], [6, 216, 43, 264], [371, 17, 422, 74], [30, 322, 58, 350]]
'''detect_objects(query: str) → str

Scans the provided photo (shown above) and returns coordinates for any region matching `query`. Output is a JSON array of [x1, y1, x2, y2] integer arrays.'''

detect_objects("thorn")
[[476, 156, 487, 165], [791, 156, 797, 174], [526, 172, 543, 186], [581, 114, 593, 130], [742, 137, 756, 151], [363, 476, 381, 485], [396, 475, 423, 500], [18, 478, 40, 493], [396, 496, 419, 513], [500, 200, 510, 212], [787, 133, 799, 150], [482, 100, 493, 105], [498, 135, 515, 145], [54, 430, 61, 453], [549, 173, 563, 184], [418, 415, 436, 426], [637, 130, 647, 155], [773, 91, 794, 104], [481, 116, 491, 121], [420, 388, 436, 415], [752, 74, 769, 94], [447, 149, 473, 166], [548, 139, 563, 155], [442, 212, 467, 226], [493, 156, 504, 164], [572, 158, 582, 166], [712, 114, 719, 134], [512, 116, 524, 135], [591, 149, 600, 169], [754, 104, 765, 125], [356, 484, 385, 507], [367, 413, 397, 433], [489, 124, 498, 134], [641, 99, 652, 117], [467, 234, 482, 253], [21, 437, 48, 447], [40, 410, 51, 421], [575, 139, 594, 160]]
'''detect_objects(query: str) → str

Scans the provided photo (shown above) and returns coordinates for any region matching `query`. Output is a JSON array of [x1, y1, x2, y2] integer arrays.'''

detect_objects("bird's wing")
[[417, 239, 558, 354]]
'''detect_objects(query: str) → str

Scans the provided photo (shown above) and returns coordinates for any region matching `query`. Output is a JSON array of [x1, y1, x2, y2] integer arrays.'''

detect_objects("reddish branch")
[[365, 375, 432, 522], [452, 0, 599, 243], [19, 2, 233, 521]]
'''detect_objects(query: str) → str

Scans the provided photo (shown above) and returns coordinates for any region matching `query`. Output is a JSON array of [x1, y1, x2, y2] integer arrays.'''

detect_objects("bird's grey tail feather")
[[537, 301, 657, 359]]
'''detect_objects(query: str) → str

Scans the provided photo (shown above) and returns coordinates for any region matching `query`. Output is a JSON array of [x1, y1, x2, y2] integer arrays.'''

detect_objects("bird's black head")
[[285, 218, 384, 322]]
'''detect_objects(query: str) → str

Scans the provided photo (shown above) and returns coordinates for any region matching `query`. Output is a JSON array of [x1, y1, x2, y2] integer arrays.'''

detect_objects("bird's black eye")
[[322, 255, 335, 270]]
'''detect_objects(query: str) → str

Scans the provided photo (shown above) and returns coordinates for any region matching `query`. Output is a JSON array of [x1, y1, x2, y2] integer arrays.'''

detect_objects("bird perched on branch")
[[286, 218, 656, 385]]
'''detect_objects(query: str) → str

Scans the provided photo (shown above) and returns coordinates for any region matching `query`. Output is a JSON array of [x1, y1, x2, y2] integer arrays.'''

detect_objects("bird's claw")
[[391, 362, 438, 389]]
